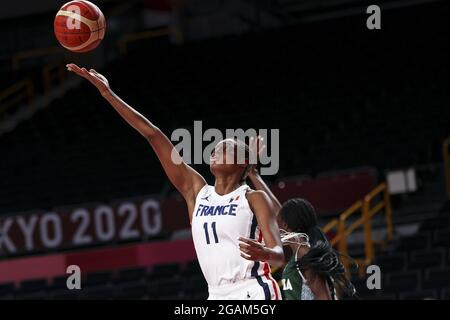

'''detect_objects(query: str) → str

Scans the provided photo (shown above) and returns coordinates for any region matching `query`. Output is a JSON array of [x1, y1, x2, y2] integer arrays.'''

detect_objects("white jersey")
[[191, 184, 281, 300]]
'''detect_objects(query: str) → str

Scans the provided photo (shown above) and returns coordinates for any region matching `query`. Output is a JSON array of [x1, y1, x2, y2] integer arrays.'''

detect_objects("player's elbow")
[[269, 246, 285, 267], [143, 126, 160, 141]]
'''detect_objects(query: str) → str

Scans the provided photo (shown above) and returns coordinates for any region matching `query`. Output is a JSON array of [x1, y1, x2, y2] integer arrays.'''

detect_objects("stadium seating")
[[1, 199, 447, 300], [358, 201, 450, 299], [1, 15, 449, 216], [0, 3, 449, 300]]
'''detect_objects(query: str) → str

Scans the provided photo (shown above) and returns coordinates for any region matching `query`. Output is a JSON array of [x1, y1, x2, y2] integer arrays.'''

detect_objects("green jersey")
[[281, 255, 315, 300]]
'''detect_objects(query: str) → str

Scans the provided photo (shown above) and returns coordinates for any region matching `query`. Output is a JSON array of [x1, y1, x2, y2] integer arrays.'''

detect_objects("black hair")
[[280, 198, 358, 299]]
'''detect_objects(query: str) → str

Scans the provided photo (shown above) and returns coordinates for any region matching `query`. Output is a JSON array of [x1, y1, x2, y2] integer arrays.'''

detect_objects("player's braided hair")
[[279, 198, 358, 299]]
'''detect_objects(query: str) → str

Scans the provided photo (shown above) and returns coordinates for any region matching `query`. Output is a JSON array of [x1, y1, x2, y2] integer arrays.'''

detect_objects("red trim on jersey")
[[257, 229, 263, 242], [258, 228, 280, 300], [263, 263, 280, 300]]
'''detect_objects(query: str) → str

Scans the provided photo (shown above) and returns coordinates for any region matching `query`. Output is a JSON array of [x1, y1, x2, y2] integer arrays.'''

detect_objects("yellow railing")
[[118, 28, 171, 54], [0, 79, 34, 117], [322, 182, 393, 277], [444, 136, 450, 200]]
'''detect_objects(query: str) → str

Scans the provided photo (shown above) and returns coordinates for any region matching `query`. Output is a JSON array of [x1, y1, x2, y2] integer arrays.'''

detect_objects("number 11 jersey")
[[191, 184, 271, 287]]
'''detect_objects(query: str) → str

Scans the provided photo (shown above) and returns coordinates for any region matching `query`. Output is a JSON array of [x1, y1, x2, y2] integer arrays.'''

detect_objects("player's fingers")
[[239, 237, 262, 247], [74, 66, 92, 80], [91, 71, 107, 83], [89, 72, 103, 81], [259, 145, 266, 155], [66, 63, 79, 70], [239, 247, 251, 255], [81, 67, 92, 77], [240, 251, 254, 260], [238, 236, 254, 244], [90, 69, 103, 78], [239, 242, 251, 250], [239, 244, 261, 256], [67, 64, 84, 76]]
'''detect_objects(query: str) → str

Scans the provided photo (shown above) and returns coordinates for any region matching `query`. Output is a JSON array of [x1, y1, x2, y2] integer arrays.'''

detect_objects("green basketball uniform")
[[281, 255, 315, 300]]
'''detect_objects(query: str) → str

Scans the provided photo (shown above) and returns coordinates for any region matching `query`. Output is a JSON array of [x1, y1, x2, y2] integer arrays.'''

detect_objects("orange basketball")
[[54, 1, 106, 53]]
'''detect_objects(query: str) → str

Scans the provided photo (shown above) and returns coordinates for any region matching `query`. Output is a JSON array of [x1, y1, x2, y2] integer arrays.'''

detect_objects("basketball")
[[54, 1, 106, 53]]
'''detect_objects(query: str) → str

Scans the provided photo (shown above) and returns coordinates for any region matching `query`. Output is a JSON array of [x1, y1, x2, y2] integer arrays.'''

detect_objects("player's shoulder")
[[245, 189, 271, 205]]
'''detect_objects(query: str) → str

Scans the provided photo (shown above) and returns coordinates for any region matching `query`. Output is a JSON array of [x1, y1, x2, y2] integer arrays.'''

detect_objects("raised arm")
[[248, 136, 282, 215], [239, 190, 284, 267], [67, 64, 206, 217]]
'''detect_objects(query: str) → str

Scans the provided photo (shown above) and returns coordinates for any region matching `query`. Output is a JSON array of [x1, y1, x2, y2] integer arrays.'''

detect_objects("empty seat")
[[399, 290, 438, 300], [187, 291, 208, 300], [396, 234, 430, 252], [365, 293, 397, 300], [157, 293, 182, 300], [182, 261, 202, 276], [16, 292, 49, 300], [424, 267, 450, 290], [84, 271, 113, 287], [155, 277, 182, 297], [147, 279, 159, 298], [0, 283, 15, 297], [150, 263, 181, 279], [116, 282, 148, 299], [374, 253, 407, 273], [384, 271, 420, 293], [19, 279, 47, 294], [182, 275, 207, 296], [433, 229, 450, 247], [409, 249, 445, 269], [49, 275, 69, 291], [441, 287, 450, 300], [51, 290, 79, 300], [81, 285, 113, 299], [420, 216, 450, 231], [117, 267, 147, 283]]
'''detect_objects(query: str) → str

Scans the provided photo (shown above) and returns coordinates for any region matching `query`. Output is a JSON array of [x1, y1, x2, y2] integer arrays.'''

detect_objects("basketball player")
[[278, 199, 358, 300], [247, 137, 357, 300], [66, 64, 284, 300]]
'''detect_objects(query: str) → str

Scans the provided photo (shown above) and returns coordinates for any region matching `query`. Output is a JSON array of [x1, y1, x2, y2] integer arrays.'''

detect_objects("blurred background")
[[0, 0, 449, 300]]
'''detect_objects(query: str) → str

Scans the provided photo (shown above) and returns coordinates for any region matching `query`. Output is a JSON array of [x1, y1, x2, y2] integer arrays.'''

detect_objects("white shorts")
[[207, 275, 282, 300]]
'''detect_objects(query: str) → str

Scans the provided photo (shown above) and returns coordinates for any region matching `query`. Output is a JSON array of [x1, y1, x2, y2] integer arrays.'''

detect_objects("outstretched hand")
[[249, 135, 266, 159], [67, 63, 110, 96]]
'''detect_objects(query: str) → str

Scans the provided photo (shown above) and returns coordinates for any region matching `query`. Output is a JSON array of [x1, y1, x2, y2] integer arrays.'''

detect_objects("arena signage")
[[0, 197, 169, 258]]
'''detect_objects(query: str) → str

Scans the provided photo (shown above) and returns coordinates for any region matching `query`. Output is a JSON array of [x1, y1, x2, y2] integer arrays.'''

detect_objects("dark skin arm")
[[248, 168, 282, 215], [66, 64, 206, 220], [239, 190, 284, 267], [247, 136, 282, 215]]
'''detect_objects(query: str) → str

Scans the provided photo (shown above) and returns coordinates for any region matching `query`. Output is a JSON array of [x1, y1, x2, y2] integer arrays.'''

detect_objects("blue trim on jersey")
[[249, 213, 258, 239], [250, 214, 259, 277], [250, 214, 271, 300], [256, 275, 271, 300]]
